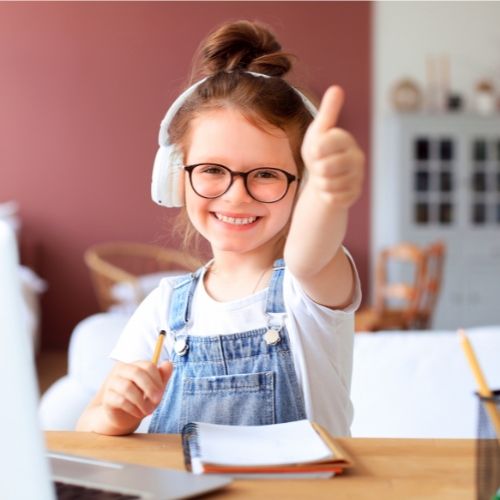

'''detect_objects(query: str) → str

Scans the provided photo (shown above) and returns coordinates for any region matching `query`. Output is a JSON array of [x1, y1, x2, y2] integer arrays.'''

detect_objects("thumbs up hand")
[[301, 86, 364, 209]]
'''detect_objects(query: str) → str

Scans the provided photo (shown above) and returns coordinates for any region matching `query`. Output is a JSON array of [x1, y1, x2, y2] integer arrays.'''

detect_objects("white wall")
[[372, 1, 500, 298]]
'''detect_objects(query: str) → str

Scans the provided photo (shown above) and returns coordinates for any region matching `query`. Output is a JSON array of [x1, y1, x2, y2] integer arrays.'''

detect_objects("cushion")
[[109, 271, 185, 314], [68, 313, 130, 392]]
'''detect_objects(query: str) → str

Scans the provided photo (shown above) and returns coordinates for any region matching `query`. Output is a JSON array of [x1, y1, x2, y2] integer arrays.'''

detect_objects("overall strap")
[[265, 258, 286, 315], [168, 268, 203, 332], [169, 259, 287, 332]]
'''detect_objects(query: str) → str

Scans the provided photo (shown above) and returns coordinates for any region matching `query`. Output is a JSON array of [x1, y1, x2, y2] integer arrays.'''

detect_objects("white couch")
[[351, 326, 500, 438], [39, 314, 500, 438]]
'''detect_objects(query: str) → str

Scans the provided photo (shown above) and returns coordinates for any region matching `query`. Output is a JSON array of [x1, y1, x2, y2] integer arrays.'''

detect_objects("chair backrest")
[[374, 242, 427, 325], [84, 242, 203, 312], [413, 241, 446, 329]]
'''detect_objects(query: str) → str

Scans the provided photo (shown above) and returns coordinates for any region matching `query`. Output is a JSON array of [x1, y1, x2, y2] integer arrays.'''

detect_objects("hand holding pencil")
[[85, 331, 173, 435]]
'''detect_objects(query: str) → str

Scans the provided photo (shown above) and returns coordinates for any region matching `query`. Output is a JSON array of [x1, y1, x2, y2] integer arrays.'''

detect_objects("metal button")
[[174, 338, 189, 356], [263, 329, 281, 346]]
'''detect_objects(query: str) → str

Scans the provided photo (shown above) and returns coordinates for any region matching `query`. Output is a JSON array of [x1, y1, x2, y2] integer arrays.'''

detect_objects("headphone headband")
[[151, 72, 318, 208]]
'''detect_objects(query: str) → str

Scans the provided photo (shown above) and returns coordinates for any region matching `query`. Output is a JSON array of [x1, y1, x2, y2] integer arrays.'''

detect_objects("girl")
[[77, 20, 364, 437]]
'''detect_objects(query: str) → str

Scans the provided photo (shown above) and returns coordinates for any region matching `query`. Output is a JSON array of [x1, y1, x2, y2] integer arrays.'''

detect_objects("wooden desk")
[[46, 432, 475, 500]]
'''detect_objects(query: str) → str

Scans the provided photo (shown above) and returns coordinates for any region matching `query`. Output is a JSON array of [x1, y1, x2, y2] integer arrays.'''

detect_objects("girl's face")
[[184, 109, 298, 257]]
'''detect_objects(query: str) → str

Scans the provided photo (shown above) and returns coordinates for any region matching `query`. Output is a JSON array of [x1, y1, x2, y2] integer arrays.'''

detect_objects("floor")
[[36, 350, 68, 395]]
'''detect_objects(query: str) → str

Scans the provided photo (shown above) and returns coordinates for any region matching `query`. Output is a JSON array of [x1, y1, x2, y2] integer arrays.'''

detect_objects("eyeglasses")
[[183, 163, 298, 203]]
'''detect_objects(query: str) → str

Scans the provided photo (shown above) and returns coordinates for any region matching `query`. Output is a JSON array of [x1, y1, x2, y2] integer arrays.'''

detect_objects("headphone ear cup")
[[151, 145, 185, 207], [169, 151, 185, 207]]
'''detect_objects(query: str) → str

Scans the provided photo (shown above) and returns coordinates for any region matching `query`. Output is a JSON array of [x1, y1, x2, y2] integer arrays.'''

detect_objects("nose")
[[221, 175, 252, 203]]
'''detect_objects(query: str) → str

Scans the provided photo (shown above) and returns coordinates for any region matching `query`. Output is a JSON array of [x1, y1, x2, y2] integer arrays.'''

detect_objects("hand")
[[101, 360, 173, 430], [301, 86, 364, 209]]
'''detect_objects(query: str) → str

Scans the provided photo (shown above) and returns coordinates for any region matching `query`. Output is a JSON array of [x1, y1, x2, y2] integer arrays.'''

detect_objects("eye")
[[254, 169, 281, 179], [198, 164, 226, 175]]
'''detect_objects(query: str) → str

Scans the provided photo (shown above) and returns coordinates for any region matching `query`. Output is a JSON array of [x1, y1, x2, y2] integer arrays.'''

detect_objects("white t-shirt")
[[110, 253, 361, 437]]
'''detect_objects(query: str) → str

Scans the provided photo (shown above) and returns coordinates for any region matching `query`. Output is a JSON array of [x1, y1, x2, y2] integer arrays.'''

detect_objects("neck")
[[204, 237, 284, 302]]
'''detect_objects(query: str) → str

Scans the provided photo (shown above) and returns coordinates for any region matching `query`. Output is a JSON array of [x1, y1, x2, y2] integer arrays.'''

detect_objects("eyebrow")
[[188, 159, 293, 171]]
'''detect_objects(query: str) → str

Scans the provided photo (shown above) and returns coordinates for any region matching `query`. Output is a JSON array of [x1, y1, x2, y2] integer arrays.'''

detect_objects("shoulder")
[[156, 268, 200, 297]]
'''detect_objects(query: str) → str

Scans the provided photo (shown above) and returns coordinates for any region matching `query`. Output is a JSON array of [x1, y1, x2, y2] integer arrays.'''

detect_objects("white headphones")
[[151, 72, 318, 208]]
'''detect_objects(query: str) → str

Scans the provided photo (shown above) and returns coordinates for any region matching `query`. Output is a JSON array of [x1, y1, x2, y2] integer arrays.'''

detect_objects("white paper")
[[196, 420, 333, 467]]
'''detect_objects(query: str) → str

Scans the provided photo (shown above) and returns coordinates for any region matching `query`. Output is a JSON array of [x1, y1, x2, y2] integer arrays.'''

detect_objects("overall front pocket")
[[178, 371, 275, 432]]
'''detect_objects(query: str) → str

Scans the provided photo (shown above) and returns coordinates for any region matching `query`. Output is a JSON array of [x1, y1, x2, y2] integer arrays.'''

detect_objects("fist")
[[102, 360, 173, 427], [301, 86, 364, 209]]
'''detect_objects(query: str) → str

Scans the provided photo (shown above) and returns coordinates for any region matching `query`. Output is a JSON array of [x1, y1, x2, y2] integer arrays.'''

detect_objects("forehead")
[[185, 108, 296, 171]]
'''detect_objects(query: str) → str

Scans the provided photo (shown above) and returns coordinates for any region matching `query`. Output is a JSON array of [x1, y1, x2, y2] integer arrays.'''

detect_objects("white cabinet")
[[378, 114, 500, 329]]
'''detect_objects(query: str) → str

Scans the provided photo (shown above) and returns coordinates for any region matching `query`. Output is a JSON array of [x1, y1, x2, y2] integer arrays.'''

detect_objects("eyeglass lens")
[[190, 164, 291, 202]]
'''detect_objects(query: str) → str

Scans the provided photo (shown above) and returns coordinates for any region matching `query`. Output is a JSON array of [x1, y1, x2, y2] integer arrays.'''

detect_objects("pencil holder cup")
[[476, 390, 500, 500]]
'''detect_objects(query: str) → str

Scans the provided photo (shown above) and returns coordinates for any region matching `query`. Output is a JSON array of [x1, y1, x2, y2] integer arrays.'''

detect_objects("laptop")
[[0, 220, 232, 499]]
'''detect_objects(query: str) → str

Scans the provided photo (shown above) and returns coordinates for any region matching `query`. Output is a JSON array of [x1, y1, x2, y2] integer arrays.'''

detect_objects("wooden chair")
[[409, 241, 446, 330], [84, 242, 203, 312], [355, 242, 427, 332]]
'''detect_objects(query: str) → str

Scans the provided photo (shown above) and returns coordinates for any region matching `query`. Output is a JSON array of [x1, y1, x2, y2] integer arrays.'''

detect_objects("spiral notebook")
[[182, 420, 354, 479]]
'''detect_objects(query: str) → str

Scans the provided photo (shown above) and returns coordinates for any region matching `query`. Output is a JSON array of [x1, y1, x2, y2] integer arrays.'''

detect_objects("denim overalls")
[[148, 259, 307, 434]]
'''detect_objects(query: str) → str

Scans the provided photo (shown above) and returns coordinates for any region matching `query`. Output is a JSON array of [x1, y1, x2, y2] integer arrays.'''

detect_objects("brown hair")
[[170, 20, 314, 260]]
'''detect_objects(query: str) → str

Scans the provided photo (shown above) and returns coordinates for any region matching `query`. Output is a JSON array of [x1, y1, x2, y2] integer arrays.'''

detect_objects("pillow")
[[109, 270, 187, 314]]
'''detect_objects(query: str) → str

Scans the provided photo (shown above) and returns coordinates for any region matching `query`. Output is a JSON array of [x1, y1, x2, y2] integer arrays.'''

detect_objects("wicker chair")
[[84, 242, 202, 312]]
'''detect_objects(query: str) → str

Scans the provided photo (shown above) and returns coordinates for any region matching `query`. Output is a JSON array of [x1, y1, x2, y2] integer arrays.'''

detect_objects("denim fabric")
[[148, 258, 306, 434]]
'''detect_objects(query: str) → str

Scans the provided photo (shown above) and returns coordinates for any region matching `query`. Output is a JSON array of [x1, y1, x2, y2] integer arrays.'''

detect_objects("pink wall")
[[0, 2, 371, 349]]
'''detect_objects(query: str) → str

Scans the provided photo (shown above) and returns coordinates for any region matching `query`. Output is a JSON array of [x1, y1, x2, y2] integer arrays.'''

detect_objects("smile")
[[214, 213, 259, 226]]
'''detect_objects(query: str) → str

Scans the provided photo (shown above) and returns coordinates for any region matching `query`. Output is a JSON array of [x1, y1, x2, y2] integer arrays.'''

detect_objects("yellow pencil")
[[458, 329, 500, 442], [151, 330, 166, 366]]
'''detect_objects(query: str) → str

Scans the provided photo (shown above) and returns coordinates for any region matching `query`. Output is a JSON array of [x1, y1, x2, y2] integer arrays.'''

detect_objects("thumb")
[[158, 361, 174, 387], [308, 85, 344, 136]]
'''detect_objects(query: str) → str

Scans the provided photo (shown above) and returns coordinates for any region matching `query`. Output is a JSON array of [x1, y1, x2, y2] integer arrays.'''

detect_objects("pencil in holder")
[[476, 390, 500, 500]]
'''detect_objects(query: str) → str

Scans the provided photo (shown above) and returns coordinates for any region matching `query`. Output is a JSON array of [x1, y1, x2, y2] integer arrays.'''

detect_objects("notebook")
[[0, 220, 232, 500], [182, 420, 354, 478]]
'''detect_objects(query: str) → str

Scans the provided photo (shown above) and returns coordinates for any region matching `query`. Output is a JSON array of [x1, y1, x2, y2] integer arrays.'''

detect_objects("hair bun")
[[201, 21, 293, 77]]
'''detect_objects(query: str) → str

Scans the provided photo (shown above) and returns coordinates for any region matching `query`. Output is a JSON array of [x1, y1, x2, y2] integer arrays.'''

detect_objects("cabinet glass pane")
[[497, 204, 500, 223], [473, 172, 487, 192], [473, 203, 487, 224], [415, 138, 430, 160], [415, 171, 429, 192], [440, 139, 453, 160], [440, 172, 453, 192], [415, 203, 429, 224], [439, 203, 453, 224], [497, 172, 500, 192], [474, 140, 487, 161]]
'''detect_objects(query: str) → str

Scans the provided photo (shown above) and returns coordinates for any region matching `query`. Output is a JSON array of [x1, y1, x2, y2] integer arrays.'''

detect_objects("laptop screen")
[[0, 220, 55, 500]]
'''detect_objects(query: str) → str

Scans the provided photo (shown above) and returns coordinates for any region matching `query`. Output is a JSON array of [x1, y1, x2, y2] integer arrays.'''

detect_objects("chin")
[[212, 241, 260, 254]]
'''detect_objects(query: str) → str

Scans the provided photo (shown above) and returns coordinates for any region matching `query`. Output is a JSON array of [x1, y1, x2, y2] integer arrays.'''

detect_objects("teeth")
[[215, 213, 258, 225]]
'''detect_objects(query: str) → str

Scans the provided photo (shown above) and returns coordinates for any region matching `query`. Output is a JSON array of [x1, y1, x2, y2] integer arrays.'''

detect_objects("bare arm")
[[76, 360, 173, 435], [284, 86, 364, 309]]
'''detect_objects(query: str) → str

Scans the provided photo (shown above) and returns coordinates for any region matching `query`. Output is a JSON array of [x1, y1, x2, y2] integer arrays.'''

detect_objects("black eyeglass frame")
[[182, 163, 299, 203]]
